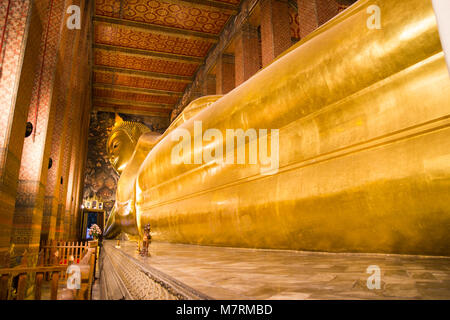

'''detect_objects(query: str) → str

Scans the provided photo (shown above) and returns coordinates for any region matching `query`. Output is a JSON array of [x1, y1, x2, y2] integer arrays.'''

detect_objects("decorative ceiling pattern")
[[94, 50, 199, 76], [95, 23, 214, 57], [93, 0, 240, 121], [96, 0, 231, 34]]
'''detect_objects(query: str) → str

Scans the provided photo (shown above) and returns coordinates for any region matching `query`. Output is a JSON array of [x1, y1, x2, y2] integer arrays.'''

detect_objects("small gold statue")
[[140, 224, 152, 257]]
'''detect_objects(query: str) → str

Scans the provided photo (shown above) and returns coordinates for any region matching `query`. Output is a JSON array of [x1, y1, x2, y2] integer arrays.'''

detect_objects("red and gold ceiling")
[[93, 0, 240, 119]]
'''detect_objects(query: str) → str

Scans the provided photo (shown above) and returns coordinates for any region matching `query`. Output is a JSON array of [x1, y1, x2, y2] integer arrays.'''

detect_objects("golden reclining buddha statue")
[[105, 0, 450, 256]]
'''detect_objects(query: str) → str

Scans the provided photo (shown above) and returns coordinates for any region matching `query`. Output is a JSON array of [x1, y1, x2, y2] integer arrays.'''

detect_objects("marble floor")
[[111, 241, 450, 300]]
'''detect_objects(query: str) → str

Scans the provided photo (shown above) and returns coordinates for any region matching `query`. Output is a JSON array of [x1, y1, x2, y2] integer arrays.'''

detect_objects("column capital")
[[239, 21, 259, 38], [261, 0, 289, 4], [219, 53, 235, 64]]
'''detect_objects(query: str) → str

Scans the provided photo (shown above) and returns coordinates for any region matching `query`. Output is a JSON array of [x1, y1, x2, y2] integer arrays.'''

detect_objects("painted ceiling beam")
[[93, 83, 183, 97], [178, 0, 239, 13], [93, 66, 192, 83], [93, 91, 176, 107], [93, 16, 219, 43], [93, 105, 171, 118], [93, 97, 174, 110], [94, 44, 204, 64]]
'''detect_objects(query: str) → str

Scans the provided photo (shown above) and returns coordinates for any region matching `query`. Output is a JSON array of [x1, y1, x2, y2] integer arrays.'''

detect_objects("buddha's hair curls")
[[108, 121, 150, 146]]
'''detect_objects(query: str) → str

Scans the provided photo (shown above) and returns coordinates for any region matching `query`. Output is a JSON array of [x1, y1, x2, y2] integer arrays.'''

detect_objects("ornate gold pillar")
[[42, 0, 81, 242], [0, 0, 33, 267], [11, 0, 65, 262]]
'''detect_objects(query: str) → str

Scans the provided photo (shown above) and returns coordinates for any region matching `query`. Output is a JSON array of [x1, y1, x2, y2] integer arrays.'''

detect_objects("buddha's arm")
[[104, 206, 120, 238]]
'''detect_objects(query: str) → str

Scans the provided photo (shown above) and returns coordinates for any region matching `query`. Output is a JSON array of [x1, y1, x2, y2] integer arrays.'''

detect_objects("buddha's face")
[[107, 130, 135, 175]]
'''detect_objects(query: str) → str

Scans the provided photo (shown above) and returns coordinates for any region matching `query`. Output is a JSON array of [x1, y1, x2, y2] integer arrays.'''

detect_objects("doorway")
[[80, 209, 105, 241]]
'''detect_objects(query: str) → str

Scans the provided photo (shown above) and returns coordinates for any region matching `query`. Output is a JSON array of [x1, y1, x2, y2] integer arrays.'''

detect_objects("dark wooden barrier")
[[0, 265, 66, 300], [0, 240, 98, 300]]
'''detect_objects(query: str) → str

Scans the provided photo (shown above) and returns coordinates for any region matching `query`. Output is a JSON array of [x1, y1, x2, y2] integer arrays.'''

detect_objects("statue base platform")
[[99, 240, 450, 300]]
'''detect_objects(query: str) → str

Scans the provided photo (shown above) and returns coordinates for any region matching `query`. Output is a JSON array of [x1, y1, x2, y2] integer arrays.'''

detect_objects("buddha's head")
[[107, 115, 150, 175]]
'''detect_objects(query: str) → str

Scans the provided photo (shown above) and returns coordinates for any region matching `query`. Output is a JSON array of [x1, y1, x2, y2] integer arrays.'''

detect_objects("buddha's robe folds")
[[112, 0, 450, 255]]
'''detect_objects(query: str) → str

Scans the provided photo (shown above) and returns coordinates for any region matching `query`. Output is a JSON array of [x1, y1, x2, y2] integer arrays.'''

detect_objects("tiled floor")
[[112, 241, 450, 300]]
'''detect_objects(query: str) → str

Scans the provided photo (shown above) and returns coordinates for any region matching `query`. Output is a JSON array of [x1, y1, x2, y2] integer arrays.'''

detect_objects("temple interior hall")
[[0, 0, 449, 300]]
